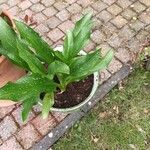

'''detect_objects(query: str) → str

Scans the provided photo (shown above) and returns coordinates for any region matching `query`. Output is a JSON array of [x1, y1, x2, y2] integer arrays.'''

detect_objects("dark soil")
[[53, 74, 94, 108]]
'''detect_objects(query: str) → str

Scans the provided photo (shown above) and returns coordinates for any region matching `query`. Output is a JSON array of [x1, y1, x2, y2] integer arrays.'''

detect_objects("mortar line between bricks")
[[31, 64, 132, 150]]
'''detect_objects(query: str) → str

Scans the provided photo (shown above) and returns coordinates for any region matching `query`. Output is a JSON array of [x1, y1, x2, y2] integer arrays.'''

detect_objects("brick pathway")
[[0, 0, 150, 149]]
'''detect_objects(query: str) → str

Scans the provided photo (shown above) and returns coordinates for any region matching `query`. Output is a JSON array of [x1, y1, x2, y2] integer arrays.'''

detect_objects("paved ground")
[[0, 0, 149, 149]]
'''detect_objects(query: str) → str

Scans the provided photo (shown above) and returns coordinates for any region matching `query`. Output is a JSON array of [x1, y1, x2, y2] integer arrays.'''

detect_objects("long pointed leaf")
[[14, 20, 54, 64], [17, 38, 46, 75], [0, 17, 29, 69], [42, 92, 54, 119], [22, 95, 38, 122], [48, 60, 70, 75], [0, 74, 56, 101]]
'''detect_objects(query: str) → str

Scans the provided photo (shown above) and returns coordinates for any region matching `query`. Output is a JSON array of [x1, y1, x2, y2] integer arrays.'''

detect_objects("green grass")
[[53, 67, 150, 150]]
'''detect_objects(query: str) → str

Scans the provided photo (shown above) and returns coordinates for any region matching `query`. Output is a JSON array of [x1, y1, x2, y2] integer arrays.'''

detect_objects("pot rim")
[[38, 45, 99, 113]]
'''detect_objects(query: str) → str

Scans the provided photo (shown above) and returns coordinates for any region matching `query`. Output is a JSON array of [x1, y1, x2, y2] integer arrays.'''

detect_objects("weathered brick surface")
[[0, 105, 15, 119], [97, 10, 112, 23], [12, 106, 35, 126], [16, 124, 41, 149], [107, 4, 122, 15], [91, 30, 106, 44], [132, 1, 146, 13], [0, 137, 23, 150], [108, 58, 123, 74], [111, 15, 127, 28], [58, 20, 74, 33], [42, 6, 57, 18], [48, 28, 64, 42], [0, 116, 17, 140], [56, 9, 70, 21], [18, 0, 32, 11], [67, 3, 82, 14], [0, 0, 149, 148], [32, 114, 57, 135]]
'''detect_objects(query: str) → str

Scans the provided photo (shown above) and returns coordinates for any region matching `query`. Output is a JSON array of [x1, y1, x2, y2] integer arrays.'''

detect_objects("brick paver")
[[16, 124, 41, 149], [0, 0, 150, 148], [0, 116, 17, 140]]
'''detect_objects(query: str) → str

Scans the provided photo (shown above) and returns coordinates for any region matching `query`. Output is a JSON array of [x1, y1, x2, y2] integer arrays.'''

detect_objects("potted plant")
[[0, 10, 113, 121]]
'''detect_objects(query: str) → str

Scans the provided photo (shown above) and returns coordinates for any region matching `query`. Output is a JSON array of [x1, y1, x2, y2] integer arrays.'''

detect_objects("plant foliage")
[[0, 12, 113, 121]]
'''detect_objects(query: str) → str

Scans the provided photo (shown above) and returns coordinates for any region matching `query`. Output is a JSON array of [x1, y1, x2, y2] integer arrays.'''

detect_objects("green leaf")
[[17, 38, 46, 75], [63, 30, 74, 60], [48, 60, 70, 76], [54, 51, 65, 62], [63, 13, 93, 61], [22, 95, 38, 122], [73, 13, 92, 36], [0, 74, 56, 101], [90, 50, 114, 73], [73, 22, 92, 55], [69, 49, 100, 77], [14, 20, 54, 64], [65, 49, 113, 83], [42, 92, 54, 119], [0, 17, 29, 69]]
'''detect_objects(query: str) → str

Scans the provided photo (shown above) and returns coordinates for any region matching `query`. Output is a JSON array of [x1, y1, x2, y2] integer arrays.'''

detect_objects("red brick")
[[0, 0, 7, 5], [99, 69, 111, 84], [43, 6, 57, 18], [12, 106, 35, 126], [32, 114, 57, 135], [56, 9, 70, 21], [46, 16, 61, 29], [48, 28, 64, 42], [52, 112, 68, 122], [91, 30, 106, 44], [121, 8, 137, 20], [0, 3, 9, 10], [108, 58, 122, 74], [84, 40, 96, 52], [77, 0, 93, 7], [16, 124, 40, 149], [41, 0, 55, 7], [18, 0, 32, 10], [108, 33, 123, 48], [7, 0, 20, 7], [117, 0, 132, 9], [0, 116, 17, 140], [82, 6, 98, 16], [0, 105, 15, 119], [139, 0, 150, 6], [107, 4, 122, 15], [65, 0, 77, 4], [0, 137, 23, 150], [102, 0, 116, 5], [58, 20, 74, 33], [35, 23, 49, 35], [132, 1, 146, 13], [54, 1, 69, 11], [31, 3, 45, 13], [139, 12, 150, 24], [92, 1, 108, 12], [30, 0, 40, 3], [9, 6, 20, 16], [115, 48, 132, 63], [98, 43, 113, 56], [33, 13, 47, 23], [71, 13, 82, 23], [111, 15, 127, 28], [97, 10, 112, 23], [67, 3, 82, 14]]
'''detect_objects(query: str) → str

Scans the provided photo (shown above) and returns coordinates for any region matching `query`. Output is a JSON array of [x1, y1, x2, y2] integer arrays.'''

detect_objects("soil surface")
[[53, 74, 94, 108]]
